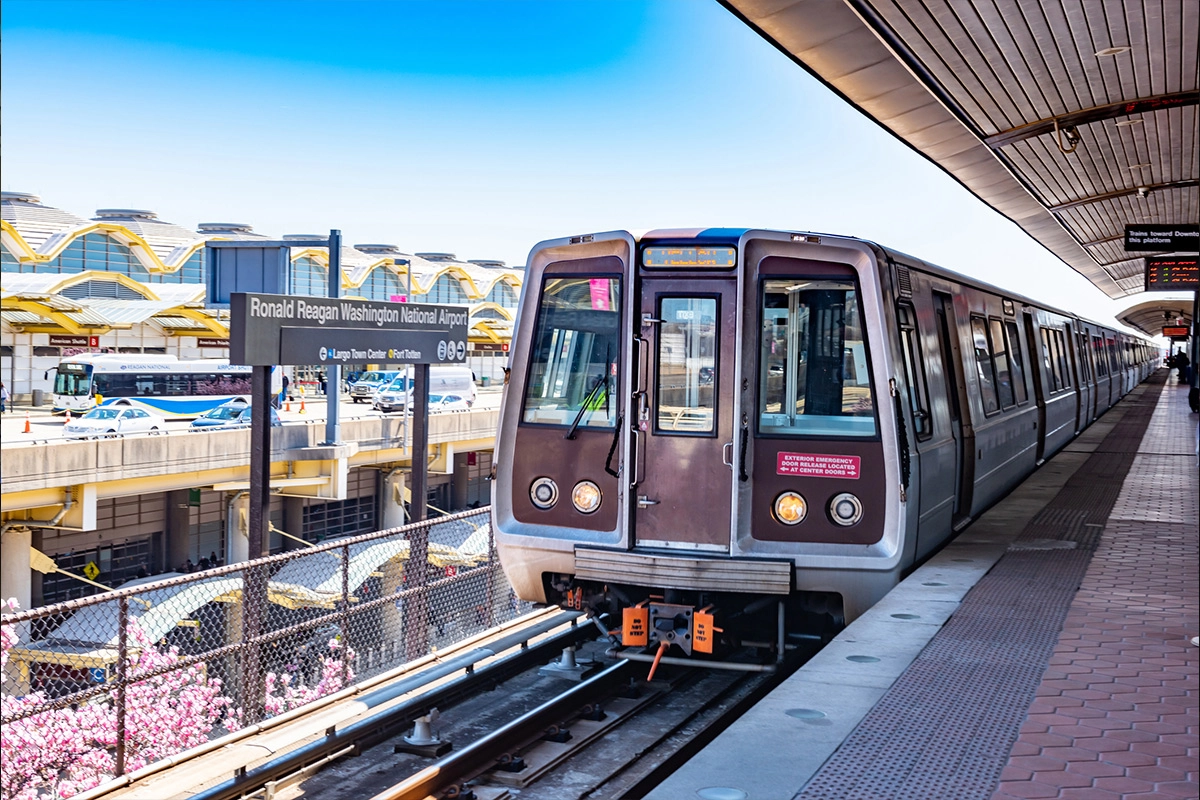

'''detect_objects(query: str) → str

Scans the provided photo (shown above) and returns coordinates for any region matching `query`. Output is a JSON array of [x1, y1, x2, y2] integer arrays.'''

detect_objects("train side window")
[[758, 277, 877, 437], [989, 317, 1014, 409], [1004, 321, 1027, 404], [897, 305, 931, 438], [1040, 328, 1063, 392], [970, 315, 1000, 415], [1054, 329, 1072, 387], [521, 275, 621, 429], [1092, 335, 1107, 377]]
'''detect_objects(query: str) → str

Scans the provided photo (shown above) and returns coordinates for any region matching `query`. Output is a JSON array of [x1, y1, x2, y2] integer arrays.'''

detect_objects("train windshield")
[[522, 276, 621, 429], [758, 277, 877, 437], [54, 363, 93, 397]]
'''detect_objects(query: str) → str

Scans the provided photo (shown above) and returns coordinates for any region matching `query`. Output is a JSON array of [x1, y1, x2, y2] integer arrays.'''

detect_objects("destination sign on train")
[[643, 246, 737, 268], [230, 292, 469, 366]]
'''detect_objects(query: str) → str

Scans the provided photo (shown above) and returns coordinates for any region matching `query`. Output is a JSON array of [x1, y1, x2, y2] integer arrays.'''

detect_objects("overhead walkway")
[[651, 371, 1198, 800]]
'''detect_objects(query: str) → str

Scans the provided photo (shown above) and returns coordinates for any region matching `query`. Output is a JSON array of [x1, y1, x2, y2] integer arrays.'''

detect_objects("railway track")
[[100, 609, 815, 800]]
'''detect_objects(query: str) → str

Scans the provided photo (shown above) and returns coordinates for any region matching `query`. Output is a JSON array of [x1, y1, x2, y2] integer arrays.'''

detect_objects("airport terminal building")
[[1, 191, 520, 609]]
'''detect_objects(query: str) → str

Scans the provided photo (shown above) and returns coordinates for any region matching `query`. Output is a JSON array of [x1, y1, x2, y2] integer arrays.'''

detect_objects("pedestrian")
[[319, 374, 328, 395], [1175, 350, 1190, 383], [0, 382, 8, 414]]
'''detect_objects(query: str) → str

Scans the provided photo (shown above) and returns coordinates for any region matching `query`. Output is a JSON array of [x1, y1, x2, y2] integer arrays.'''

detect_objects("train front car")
[[493, 230, 910, 659]]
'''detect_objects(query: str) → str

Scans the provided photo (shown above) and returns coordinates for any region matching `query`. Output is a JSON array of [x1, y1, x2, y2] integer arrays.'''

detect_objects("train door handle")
[[637, 495, 659, 507], [722, 441, 734, 468]]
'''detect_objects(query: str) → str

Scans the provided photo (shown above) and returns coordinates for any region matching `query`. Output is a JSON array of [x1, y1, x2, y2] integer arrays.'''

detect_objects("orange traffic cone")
[[24, 413, 31, 434], [299, 396, 306, 414], [64, 409, 71, 424], [285, 398, 291, 411]]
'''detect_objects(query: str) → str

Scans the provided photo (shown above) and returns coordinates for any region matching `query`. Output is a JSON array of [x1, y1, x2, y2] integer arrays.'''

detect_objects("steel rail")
[[186, 611, 594, 800], [370, 659, 635, 800]]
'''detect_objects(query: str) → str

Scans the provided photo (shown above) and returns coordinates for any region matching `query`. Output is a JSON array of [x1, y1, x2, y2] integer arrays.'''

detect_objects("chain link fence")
[[1, 507, 531, 799]]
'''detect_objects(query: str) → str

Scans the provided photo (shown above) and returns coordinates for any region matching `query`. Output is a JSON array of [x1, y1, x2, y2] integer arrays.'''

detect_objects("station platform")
[[649, 371, 1198, 800]]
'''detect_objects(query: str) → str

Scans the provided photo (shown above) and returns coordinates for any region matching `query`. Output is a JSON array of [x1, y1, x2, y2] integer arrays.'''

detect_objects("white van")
[[372, 366, 476, 412]]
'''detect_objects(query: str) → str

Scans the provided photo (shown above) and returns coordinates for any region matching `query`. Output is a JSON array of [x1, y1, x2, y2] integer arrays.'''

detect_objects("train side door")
[[933, 292, 973, 526], [632, 277, 737, 550], [1023, 312, 1048, 463]]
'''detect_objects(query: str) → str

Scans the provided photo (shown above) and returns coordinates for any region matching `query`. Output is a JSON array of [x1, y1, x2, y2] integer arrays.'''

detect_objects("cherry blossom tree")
[[2, 599, 354, 799]]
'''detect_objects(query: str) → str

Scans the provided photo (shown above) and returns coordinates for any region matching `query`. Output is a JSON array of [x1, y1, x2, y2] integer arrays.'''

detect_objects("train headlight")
[[773, 491, 807, 525], [571, 481, 602, 514], [530, 477, 559, 509], [829, 492, 864, 526]]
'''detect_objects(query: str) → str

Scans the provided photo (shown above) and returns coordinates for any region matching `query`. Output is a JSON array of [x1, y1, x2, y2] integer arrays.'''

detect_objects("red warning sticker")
[[776, 452, 861, 479]]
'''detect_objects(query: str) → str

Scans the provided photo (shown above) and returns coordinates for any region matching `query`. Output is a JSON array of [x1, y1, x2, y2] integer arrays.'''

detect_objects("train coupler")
[[621, 602, 722, 655]]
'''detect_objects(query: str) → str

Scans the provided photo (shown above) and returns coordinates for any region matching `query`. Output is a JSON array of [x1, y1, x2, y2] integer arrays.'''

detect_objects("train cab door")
[[631, 276, 738, 551], [933, 292, 973, 526]]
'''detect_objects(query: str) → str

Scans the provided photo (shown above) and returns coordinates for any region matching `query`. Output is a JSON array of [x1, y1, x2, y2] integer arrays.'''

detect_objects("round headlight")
[[829, 492, 863, 526], [571, 480, 602, 514], [530, 477, 558, 509], [773, 491, 807, 525]]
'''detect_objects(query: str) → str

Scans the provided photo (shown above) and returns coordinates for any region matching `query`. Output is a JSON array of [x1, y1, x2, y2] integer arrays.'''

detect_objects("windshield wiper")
[[564, 373, 608, 440]]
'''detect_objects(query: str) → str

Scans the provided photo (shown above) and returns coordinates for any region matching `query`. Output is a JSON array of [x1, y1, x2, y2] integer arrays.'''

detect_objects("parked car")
[[190, 400, 281, 429], [372, 367, 476, 412], [349, 370, 401, 403], [63, 406, 165, 439], [428, 393, 471, 413]]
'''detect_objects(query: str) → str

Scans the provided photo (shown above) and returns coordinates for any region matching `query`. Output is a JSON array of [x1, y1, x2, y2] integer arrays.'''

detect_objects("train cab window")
[[521, 276, 621, 429], [897, 305, 931, 438], [1005, 321, 1027, 404], [655, 297, 717, 434], [971, 316, 1001, 414], [988, 318, 1014, 409], [757, 277, 876, 437]]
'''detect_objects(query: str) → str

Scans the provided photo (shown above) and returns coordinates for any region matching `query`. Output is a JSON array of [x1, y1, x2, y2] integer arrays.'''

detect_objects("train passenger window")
[[989, 318, 1014, 409], [1040, 329, 1062, 392], [521, 276, 621, 429], [757, 277, 876, 437], [655, 297, 717, 435], [897, 305, 931, 438], [1054, 329, 1072, 387], [971, 316, 1000, 414], [1004, 321, 1027, 404], [1092, 335, 1107, 377]]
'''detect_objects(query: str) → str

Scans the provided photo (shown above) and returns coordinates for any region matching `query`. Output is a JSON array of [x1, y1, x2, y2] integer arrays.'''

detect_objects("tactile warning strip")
[[795, 376, 1169, 800]]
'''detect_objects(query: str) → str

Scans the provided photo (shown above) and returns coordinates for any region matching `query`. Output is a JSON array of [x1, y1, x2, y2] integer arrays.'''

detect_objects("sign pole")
[[324, 229, 342, 446], [405, 363, 430, 659]]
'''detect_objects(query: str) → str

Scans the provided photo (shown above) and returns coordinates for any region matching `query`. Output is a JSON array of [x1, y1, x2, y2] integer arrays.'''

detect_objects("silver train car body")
[[492, 229, 1156, 650]]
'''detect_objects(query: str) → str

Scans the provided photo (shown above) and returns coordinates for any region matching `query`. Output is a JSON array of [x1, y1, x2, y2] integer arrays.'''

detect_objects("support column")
[[283, 496, 305, 550], [381, 471, 408, 530], [0, 526, 33, 611], [166, 489, 190, 573], [226, 492, 250, 566]]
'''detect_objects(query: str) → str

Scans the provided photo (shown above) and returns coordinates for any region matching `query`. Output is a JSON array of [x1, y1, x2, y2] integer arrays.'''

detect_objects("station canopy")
[[721, 0, 1197, 334]]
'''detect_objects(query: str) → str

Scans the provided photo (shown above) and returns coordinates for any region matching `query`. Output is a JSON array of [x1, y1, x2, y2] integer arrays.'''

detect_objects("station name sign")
[[1144, 255, 1199, 292], [1124, 224, 1199, 252], [230, 292, 469, 367]]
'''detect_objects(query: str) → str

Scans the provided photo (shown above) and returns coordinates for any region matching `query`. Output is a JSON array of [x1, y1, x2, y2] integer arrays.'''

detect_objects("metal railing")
[[0, 507, 530, 799]]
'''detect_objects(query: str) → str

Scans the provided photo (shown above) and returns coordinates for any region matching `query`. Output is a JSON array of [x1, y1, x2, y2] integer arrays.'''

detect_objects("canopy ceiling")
[[720, 0, 1198, 312]]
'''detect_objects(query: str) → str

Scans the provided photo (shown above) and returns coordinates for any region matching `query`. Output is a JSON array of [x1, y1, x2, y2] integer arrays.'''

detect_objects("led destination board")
[[643, 246, 737, 268], [1144, 256, 1199, 292]]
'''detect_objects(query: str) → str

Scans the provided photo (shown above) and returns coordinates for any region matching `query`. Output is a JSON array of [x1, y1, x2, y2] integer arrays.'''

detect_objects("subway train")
[[491, 229, 1157, 658]]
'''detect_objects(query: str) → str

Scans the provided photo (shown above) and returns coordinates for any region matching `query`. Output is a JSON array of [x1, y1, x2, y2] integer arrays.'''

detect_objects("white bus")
[[50, 354, 256, 417]]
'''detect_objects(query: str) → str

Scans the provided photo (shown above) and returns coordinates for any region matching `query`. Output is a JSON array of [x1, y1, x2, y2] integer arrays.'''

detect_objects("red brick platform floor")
[[993, 382, 1198, 800]]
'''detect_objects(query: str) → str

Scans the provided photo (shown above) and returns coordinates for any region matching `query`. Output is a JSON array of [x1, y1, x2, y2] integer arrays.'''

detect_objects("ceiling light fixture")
[[1095, 46, 1132, 57], [1115, 118, 1143, 127], [1129, 163, 1152, 170]]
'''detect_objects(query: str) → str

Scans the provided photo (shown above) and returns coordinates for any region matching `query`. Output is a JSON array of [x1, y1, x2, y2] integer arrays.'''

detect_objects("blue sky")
[[0, 0, 1148, 326]]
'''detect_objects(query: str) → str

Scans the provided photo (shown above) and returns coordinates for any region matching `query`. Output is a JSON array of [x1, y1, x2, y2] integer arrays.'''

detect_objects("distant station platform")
[[650, 371, 1198, 800]]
